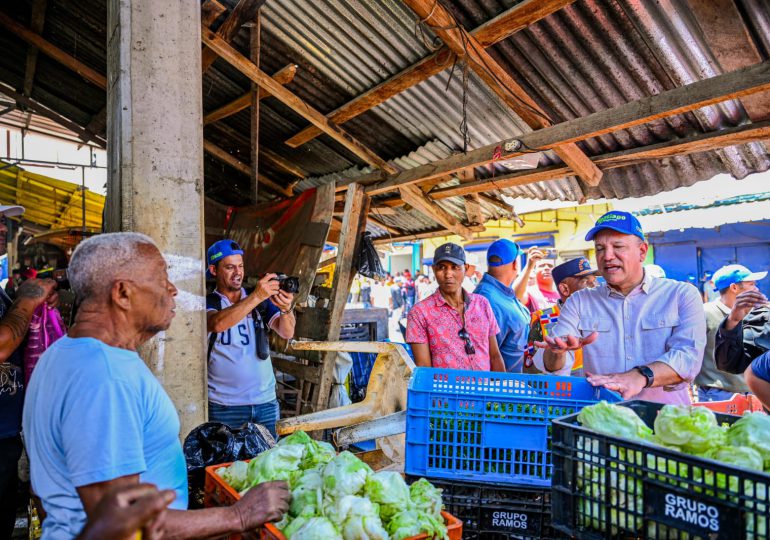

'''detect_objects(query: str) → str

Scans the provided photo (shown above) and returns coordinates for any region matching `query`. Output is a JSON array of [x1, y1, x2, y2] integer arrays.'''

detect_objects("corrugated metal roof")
[[0, 0, 768, 239]]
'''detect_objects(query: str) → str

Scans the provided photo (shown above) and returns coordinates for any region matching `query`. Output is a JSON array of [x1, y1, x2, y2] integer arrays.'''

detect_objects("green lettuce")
[[324, 495, 388, 540], [653, 405, 726, 454], [282, 516, 342, 540], [289, 469, 323, 518], [322, 451, 372, 498], [246, 443, 304, 487], [386, 510, 448, 540], [577, 401, 653, 440], [364, 471, 411, 522], [726, 413, 770, 470], [216, 460, 249, 492], [409, 478, 444, 517]]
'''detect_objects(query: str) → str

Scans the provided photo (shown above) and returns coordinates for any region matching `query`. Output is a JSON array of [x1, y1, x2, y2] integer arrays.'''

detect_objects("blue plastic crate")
[[405, 367, 621, 487]]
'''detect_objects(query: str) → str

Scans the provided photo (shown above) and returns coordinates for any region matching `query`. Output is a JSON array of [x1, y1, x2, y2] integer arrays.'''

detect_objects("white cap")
[[0, 205, 25, 217]]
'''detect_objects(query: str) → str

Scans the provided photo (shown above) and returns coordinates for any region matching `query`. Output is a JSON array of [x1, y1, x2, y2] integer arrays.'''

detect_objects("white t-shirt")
[[207, 289, 279, 406]]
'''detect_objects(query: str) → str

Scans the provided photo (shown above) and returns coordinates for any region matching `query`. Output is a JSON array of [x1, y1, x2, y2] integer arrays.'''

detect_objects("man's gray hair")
[[69, 232, 158, 302]]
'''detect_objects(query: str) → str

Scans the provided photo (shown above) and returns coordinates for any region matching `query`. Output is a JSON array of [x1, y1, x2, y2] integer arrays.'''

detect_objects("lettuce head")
[[577, 401, 652, 440], [322, 451, 372, 498], [364, 471, 411, 522], [726, 413, 770, 469], [654, 405, 726, 455], [282, 516, 342, 540], [409, 478, 444, 518]]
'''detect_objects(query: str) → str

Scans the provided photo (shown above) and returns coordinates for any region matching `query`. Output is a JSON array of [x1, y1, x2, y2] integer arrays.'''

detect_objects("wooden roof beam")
[[464, 194, 484, 225], [203, 64, 297, 125], [402, 0, 601, 187], [201, 0, 227, 27], [203, 139, 293, 198], [284, 0, 576, 148], [21, 0, 47, 98], [356, 61, 770, 196], [400, 184, 476, 240], [201, 0, 264, 73], [430, 119, 770, 199], [372, 225, 485, 246]]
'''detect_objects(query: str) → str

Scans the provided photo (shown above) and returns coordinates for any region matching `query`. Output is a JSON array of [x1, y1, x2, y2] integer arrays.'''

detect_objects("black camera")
[[272, 273, 300, 294]]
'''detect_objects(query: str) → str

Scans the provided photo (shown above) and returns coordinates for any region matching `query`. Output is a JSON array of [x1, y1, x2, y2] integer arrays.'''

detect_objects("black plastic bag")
[[183, 421, 274, 507], [356, 231, 386, 280]]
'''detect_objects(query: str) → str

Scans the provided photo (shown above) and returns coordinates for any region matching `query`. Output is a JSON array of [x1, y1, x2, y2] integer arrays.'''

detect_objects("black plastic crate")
[[551, 400, 770, 539], [408, 476, 558, 539]]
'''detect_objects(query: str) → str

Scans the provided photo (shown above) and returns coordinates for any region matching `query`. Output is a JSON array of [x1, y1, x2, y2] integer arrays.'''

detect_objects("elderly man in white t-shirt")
[[205, 240, 296, 438]]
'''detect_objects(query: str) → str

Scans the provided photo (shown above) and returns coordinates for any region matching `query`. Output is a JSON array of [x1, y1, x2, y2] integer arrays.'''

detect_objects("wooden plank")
[[0, 11, 107, 90], [430, 120, 770, 199], [372, 225, 485, 246], [402, 0, 601, 186], [291, 182, 335, 304], [201, 0, 265, 73], [203, 64, 297, 124], [249, 11, 260, 204], [261, 146, 307, 178], [201, 0, 227, 26], [202, 139, 293, 197], [318, 256, 336, 269], [202, 26, 392, 170], [284, 0, 575, 148], [464, 194, 484, 225], [316, 183, 368, 410], [22, 0, 47, 97], [400, 184, 477, 240], [0, 82, 103, 147], [367, 215, 402, 235], [358, 61, 770, 195]]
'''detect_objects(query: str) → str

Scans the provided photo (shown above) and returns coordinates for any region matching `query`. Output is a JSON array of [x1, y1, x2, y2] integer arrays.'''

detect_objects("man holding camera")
[[206, 240, 296, 439]]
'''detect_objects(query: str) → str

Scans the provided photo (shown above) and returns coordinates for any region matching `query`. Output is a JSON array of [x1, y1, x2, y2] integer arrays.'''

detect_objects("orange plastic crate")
[[693, 393, 765, 415], [205, 462, 463, 540]]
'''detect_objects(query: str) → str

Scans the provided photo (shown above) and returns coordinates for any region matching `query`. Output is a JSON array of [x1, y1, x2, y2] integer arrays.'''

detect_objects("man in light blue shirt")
[[23, 233, 289, 539], [474, 239, 531, 372]]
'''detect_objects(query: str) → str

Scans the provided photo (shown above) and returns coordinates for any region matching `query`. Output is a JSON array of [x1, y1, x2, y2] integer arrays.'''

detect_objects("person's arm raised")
[[0, 278, 57, 362], [207, 274, 280, 333]]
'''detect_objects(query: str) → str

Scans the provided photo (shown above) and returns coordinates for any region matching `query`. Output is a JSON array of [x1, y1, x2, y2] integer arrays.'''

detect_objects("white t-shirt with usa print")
[[207, 289, 280, 406]]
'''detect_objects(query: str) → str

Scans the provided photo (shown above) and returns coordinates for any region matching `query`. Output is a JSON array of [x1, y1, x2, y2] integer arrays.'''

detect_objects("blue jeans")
[[697, 386, 735, 402], [208, 399, 280, 440]]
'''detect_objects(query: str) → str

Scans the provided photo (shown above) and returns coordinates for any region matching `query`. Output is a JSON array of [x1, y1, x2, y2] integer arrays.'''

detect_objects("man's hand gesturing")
[[534, 331, 598, 353]]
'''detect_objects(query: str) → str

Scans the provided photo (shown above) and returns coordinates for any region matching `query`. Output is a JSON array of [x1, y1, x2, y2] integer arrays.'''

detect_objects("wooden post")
[[249, 10, 259, 204], [314, 183, 368, 411]]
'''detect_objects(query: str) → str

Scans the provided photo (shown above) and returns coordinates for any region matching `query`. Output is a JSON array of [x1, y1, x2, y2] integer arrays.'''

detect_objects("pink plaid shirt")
[[406, 290, 500, 371]]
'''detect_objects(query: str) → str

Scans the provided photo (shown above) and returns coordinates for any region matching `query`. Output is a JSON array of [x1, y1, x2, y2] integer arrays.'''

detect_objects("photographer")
[[206, 240, 295, 439]]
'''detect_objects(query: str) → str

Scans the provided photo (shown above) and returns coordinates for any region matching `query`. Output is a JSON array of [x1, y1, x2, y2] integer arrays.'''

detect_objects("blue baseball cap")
[[487, 239, 520, 267], [585, 210, 645, 241], [552, 257, 597, 285], [712, 264, 767, 291], [207, 239, 244, 266], [433, 242, 466, 266]]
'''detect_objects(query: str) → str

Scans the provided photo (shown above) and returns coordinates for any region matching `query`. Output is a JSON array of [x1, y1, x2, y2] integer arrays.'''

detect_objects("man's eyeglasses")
[[458, 328, 476, 356]]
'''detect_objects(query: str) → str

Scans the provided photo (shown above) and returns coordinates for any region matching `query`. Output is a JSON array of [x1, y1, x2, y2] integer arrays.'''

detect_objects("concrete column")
[[106, 0, 206, 437]]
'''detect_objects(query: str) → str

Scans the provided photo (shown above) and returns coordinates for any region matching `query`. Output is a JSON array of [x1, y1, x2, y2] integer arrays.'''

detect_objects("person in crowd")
[[695, 264, 765, 401], [473, 239, 530, 372], [76, 483, 176, 540], [371, 279, 390, 309], [535, 211, 706, 403], [4, 268, 21, 300], [389, 276, 404, 315], [714, 274, 770, 376], [461, 254, 479, 293], [402, 270, 416, 314], [360, 277, 372, 309], [349, 275, 361, 304], [525, 257, 598, 376], [517, 250, 559, 312], [406, 242, 505, 372], [0, 205, 60, 539], [416, 274, 436, 301], [23, 233, 289, 540], [206, 239, 296, 439], [514, 246, 544, 305]]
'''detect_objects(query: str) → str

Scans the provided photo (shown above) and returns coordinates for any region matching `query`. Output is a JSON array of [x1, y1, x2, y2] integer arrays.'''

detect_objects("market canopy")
[[0, 1, 769, 243], [0, 161, 104, 230]]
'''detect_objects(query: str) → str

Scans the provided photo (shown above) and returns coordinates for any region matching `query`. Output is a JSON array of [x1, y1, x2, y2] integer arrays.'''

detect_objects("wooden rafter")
[[372, 225, 485, 246], [248, 9, 260, 204], [354, 61, 770, 196], [284, 0, 576, 148], [201, 0, 227, 27], [400, 184, 475, 240], [22, 0, 47, 97], [464, 194, 483, 225], [201, 0, 265, 73], [401, 0, 601, 186], [203, 139, 293, 198], [429, 120, 770, 199], [203, 64, 297, 125]]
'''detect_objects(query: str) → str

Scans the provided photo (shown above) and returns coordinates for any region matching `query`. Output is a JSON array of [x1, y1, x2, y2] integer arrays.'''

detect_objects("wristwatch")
[[635, 365, 655, 388]]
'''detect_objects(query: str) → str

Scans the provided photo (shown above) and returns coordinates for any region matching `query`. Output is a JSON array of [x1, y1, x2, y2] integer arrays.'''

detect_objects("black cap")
[[433, 243, 466, 266]]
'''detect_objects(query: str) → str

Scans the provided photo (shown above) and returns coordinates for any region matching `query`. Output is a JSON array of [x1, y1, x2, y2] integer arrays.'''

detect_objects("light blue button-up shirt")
[[552, 271, 706, 404]]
